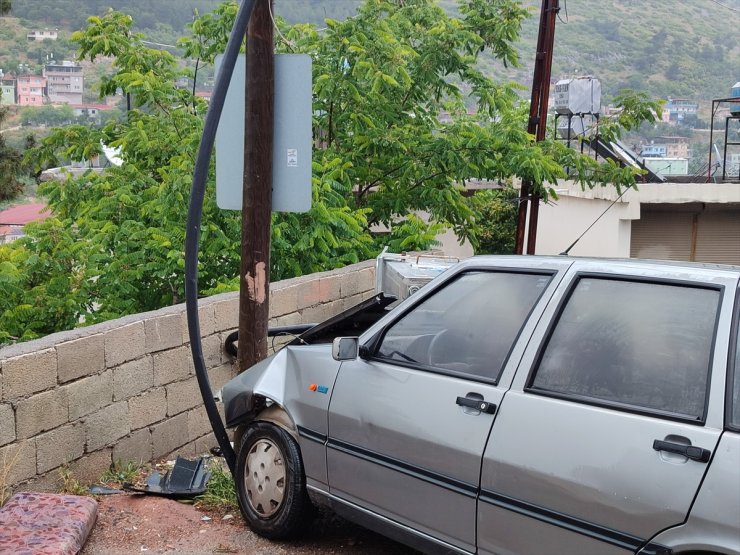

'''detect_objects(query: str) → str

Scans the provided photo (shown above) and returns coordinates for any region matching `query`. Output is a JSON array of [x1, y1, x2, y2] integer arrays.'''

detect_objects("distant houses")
[[0, 60, 82, 107], [26, 29, 58, 41]]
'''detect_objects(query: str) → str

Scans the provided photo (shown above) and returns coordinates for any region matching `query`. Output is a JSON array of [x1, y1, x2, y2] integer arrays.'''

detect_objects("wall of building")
[[0, 260, 375, 492], [534, 181, 740, 259]]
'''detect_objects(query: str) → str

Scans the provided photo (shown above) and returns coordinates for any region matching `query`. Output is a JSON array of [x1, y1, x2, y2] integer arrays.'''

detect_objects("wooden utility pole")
[[515, 0, 559, 255], [237, 0, 274, 372]]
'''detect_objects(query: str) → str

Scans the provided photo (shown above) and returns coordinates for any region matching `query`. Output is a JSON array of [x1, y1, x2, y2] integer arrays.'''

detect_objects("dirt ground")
[[82, 494, 418, 554]]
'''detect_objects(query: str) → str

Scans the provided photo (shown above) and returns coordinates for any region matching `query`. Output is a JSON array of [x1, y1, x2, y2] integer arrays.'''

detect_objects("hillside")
[[3, 0, 738, 104]]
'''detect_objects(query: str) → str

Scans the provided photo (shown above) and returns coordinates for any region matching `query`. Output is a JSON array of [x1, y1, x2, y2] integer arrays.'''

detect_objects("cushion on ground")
[[0, 492, 98, 555]]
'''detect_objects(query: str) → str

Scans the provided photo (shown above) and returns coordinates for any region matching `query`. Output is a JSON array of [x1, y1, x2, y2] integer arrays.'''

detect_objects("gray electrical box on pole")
[[215, 53, 312, 213]]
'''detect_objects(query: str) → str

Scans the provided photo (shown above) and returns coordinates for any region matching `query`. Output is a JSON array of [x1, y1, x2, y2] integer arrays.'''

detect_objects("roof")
[[0, 203, 51, 237]]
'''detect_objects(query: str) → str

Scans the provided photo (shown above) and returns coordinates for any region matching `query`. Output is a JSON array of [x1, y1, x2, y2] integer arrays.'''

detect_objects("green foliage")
[[470, 188, 518, 254], [0, 0, 658, 344], [0, 106, 26, 201], [196, 461, 238, 512]]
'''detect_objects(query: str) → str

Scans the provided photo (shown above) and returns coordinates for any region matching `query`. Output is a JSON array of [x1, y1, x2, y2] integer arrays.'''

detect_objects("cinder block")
[[15, 389, 68, 439], [186, 406, 212, 440], [297, 280, 322, 310], [1, 349, 57, 401], [105, 322, 145, 367], [166, 439, 197, 460], [66, 370, 113, 420], [129, 388, 167, 430], [0, 439, 37, 486], [342, 293, 365, 312], [208, 363, 237, 392], [151, 413, 188, 460], [85, 402, 130, 452], [56, 334, 105, 383], [340, 273, 361, 298], [357, 267, 376, 293], [113, 356, 154, 401], [181, 304, 216, 343], [319, 275, 342, 302], [152, 346, 190, 386], [202, 334, 222, 369], [213, 297, 239, 333], [0, 403, 14, 447], [166, 377, 201, 417], [194, 433, 217, 456], [269, 285, 299, 318], [69, 448, 111, 484], [275, 312, 302, 327], [145, 313, 183, 353], [113, 428, 153, 465], [301, 304, 331, 323], [36, 424, 85, 474]]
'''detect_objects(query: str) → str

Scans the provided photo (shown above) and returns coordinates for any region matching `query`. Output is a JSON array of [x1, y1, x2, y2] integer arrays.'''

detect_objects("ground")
[[82, 494, 417, 554]]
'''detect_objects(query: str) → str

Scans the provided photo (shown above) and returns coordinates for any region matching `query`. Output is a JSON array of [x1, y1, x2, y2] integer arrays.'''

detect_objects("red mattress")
[[0, 492, 97, 554]]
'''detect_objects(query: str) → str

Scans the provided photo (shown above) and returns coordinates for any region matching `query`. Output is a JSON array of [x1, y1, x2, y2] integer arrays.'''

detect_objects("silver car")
[[221, 256, 740, 555]]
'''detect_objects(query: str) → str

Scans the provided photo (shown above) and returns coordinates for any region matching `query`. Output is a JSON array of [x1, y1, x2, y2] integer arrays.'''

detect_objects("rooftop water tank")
[[731, 81, 740, 116], [553, 77, 602, 115]]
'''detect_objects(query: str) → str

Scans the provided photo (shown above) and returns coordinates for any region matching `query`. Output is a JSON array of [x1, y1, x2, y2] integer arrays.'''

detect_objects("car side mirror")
[[332, 337, 359, 361]]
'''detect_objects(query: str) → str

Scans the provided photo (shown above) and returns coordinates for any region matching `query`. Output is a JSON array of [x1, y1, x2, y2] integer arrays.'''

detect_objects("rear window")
[[530, 277, 720, 421]]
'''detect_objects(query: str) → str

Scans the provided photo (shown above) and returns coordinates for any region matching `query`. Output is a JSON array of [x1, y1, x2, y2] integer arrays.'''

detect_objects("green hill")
[[3, 0, 738, 104]]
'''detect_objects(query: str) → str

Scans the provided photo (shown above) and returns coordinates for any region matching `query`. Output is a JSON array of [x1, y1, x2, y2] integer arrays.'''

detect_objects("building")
[[534, 181, 740, 265], [16, 74, 46, 106], [71, 103, 113, 122], [27, 29, 58, 41], [642, 157, 689, 178], [640, 143, 667, 158], [0, 80, 15, 105], [43, 61, 83, 105], [0, 203, 51, 244], [664, 98, 699, 123]]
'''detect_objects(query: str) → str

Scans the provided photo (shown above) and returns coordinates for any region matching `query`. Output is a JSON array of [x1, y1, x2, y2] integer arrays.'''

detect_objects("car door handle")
[[456, 396, 496, 414], [652, 439, 711, 463]]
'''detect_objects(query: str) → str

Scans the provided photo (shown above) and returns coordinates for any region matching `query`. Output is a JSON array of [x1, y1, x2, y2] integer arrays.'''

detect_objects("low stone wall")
[[0, 260, 375, 492]]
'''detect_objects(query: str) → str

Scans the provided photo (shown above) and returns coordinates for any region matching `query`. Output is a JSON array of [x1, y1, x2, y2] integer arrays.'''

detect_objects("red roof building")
[[0, 203, 51, 244]]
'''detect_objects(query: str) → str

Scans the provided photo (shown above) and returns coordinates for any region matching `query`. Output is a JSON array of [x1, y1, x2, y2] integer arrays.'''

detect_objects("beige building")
[[534, 181, 740, 265], [43, 61, 83, 104], [27, 29, 58, 41]]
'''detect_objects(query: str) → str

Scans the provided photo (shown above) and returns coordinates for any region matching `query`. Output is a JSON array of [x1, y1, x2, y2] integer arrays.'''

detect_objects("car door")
[[478, 261, 737, 555], [326, 259, 571, 553]]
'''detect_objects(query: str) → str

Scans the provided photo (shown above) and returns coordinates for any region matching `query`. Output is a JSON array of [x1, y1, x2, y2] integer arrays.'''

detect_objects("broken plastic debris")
[[201, 516, 212, 522], [122, 456, 211, 499], [222, 514, 234, 521], [89, 485, 124, 495]]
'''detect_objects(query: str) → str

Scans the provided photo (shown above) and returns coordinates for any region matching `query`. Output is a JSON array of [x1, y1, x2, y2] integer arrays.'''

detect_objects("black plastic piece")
[[652, 440, 711, 463], [456, 396, 496, 414], [123, 456, 211, 498]]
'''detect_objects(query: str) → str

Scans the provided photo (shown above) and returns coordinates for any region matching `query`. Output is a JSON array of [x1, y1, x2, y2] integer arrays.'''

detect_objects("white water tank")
[[553, 77, 602, 115]]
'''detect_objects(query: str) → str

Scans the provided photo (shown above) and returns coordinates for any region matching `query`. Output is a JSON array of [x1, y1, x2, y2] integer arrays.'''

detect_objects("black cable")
[[560, 187, 628, 256], [185, 0, 256, 476]]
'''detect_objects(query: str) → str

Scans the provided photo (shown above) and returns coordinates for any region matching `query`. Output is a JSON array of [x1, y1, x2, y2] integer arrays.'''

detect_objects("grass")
[[57, 464, 88, 496], [99, 459, 149, 488], [196, 460, 239, 513], [0, 446, 22, 507]]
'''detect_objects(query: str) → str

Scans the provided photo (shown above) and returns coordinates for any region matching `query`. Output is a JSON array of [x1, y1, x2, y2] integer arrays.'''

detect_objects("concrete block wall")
[[0, 260, 375, 492]]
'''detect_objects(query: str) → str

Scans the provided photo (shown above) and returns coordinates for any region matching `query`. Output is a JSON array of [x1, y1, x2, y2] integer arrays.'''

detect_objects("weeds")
[[196, 461, 238, 512], [58, 464, 88, 496], [0, 446, 21, 507], [100, 459, 148, 488]]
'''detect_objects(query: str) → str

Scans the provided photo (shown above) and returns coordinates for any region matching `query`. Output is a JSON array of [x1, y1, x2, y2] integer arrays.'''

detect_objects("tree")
[[0, 105, 24, 201], [2, 0, 658, 344]]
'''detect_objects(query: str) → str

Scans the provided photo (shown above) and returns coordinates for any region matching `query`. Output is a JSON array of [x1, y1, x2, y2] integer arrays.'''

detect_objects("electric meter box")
[[553, 77, 602, 115], [375, 251, 459, 300]]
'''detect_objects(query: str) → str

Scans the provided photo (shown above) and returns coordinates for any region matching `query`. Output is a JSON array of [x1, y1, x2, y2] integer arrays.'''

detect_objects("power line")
[[701, 0, 740, 12]]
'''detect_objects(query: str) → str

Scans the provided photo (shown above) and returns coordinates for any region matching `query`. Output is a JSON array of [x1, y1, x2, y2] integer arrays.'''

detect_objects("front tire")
[[235, 421, 313, 539]]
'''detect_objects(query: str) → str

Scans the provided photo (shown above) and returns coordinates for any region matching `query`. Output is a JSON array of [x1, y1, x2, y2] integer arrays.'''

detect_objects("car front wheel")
[[235, 421, 313, 539]]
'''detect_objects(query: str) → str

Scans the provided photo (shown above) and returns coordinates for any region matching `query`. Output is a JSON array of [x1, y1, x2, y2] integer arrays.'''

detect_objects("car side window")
[[530, 277, 720, 421], [376, 271, 551, 382]]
